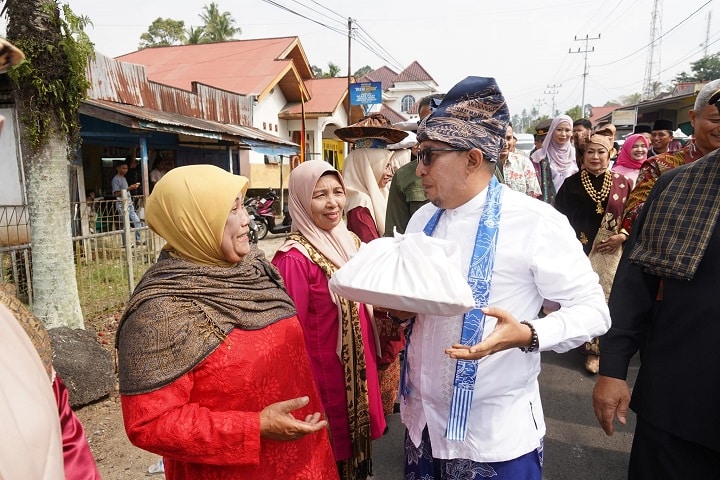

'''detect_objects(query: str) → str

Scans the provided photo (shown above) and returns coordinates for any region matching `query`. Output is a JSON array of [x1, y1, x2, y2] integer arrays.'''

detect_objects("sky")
[[1, 0, 717, 120]]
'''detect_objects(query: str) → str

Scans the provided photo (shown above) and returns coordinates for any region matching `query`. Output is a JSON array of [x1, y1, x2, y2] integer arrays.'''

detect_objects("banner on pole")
[[349, 82, 382, 106]]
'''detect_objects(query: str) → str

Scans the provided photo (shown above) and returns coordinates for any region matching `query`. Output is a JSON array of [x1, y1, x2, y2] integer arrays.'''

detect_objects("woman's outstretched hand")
[[259, 396, 328, 441]]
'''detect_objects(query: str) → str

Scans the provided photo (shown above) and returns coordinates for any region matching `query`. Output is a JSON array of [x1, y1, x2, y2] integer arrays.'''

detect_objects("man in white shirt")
[[400, 76, 610, 479]]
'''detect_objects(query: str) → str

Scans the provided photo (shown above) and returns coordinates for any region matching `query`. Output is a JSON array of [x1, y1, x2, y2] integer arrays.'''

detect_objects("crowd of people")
[[3, 31, 720, 479]]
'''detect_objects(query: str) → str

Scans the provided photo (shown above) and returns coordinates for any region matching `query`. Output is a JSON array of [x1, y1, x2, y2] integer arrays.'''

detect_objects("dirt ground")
[[75, 235, 288, 479]]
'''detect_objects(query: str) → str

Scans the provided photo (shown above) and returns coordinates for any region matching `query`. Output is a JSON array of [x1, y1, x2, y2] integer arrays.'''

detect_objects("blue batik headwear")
[[416, 76, 510, 162]]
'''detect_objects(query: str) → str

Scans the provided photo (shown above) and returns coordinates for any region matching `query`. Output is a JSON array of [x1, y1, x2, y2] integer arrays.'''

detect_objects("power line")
[[257, 0, 345, 36], [594, 0, 713, 68], [286, 0, 346, 28], [259, 0, 437, 91], [306, 0, 346, 22]]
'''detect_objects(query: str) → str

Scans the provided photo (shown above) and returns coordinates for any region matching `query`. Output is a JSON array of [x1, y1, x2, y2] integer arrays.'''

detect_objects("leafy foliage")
[[565, 105, 583, 120], [4, 0, 93, 154], [139, 17, 187, 48], [674, 53, 720, 83], [353, 65, 372, 78], [198, 2, 240, 43], [312, 62, 342, 78], [185, 26, 205, 45], [619, 93, 642, 106], [138, 2, 240, 47]]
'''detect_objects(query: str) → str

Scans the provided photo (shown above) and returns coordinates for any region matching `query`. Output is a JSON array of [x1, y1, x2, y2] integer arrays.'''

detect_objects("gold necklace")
[[580, 169, 612, 214]]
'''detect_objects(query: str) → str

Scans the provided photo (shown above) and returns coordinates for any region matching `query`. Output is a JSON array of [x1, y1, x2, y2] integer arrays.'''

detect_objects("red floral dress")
[[121, 317, 338, 480]]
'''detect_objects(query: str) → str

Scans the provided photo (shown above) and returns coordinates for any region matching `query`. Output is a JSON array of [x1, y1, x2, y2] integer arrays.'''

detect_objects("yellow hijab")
[[145, 164, 249, 267]]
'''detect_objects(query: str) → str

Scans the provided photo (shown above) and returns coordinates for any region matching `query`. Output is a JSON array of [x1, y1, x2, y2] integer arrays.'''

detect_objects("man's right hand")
[[592, 375, 631, 436]]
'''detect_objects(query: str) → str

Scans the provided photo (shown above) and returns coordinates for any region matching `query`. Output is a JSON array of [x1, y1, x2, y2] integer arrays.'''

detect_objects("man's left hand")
[[445, 306, 532, 360]]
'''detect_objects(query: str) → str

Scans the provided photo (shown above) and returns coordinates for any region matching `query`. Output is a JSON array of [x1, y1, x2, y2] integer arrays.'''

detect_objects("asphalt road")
[[258, 234, 641, 480], [371, 350, 640, 480]]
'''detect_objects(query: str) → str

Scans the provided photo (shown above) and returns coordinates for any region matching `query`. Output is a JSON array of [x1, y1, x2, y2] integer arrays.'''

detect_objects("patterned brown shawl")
[[287, 232, 371, 480], [629, 150, 720, 280], [116, 246, 296, 394]]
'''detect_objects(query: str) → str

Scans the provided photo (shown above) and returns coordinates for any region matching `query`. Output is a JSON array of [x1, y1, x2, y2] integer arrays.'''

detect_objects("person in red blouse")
[[116, 164, 337, 480]]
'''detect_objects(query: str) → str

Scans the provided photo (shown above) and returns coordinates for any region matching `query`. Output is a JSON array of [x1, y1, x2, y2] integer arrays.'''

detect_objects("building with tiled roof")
[[357, 60, 438, 122], [118, 37, 353, 186]]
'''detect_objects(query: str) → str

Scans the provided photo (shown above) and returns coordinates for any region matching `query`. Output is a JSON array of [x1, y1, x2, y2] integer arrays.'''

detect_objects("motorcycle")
[[243, 197, 260, 244], [254, 189, 291, 240]]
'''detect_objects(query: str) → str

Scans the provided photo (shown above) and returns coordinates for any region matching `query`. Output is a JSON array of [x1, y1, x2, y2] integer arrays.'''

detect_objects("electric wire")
[[594, 0, 714, 68]]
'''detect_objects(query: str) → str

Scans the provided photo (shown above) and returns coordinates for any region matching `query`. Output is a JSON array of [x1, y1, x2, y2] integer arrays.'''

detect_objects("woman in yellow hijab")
[[116, 165, 338, 480]]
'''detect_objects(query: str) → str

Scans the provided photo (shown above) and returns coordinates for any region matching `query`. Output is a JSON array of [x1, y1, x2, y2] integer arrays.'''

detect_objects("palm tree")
[[2, 0, 91, 328], [185, 25, 205, 45], [199, 2, 240, 43]]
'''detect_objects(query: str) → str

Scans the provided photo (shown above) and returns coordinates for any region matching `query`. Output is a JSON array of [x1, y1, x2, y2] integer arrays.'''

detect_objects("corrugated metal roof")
[[81, 99, 297, 148], [84, 52, 297, 149], [116, 37, 311, 103], [87, 53, 253, 126]]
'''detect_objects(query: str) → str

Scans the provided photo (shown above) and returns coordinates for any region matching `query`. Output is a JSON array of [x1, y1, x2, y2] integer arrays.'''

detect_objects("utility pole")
[[643, 0, 662, 100], [532, 97, 545, 118], [347, 17, 353, 115], [704, 10, 712, 57], [570, 34, 600, 117], [544, 84, 562, 117]]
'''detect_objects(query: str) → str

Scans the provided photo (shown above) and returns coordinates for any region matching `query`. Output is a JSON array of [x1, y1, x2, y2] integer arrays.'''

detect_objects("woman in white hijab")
[[342, 147, 394, 240], [530, 114, 577, 204]]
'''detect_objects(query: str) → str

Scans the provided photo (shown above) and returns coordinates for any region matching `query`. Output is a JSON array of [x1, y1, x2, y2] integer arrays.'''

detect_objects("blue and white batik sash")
[[420, 176, 503, 441]]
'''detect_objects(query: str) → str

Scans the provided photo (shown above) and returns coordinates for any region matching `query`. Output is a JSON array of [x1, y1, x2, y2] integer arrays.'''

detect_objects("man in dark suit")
[[592, 85, 720, 479]]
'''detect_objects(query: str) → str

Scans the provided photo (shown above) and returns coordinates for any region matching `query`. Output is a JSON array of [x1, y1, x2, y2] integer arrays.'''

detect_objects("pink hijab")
[[282, 160, 358, 268], [614, 134, 649, 170]]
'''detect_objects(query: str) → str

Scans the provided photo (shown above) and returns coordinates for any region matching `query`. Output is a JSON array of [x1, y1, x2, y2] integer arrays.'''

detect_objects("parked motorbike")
[[243, 197, 260, 244], [254, 189, 291, 240]]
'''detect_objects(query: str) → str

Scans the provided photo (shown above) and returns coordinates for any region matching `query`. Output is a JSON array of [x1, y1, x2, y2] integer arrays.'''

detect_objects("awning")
[[241, 138, 299, 156], [80, 99, 299, 151]]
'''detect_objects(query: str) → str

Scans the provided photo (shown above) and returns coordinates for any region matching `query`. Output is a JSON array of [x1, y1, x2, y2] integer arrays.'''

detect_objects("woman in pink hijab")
[[611, 133, 649, 189], [530, 115, 577, 204], [272, 160, 385, 480]]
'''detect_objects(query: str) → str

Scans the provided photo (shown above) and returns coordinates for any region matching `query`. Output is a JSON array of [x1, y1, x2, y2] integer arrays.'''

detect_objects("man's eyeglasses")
[[416, 147, 467, 167]]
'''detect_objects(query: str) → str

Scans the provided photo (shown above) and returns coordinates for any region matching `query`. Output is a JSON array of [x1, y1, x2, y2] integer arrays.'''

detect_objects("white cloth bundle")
[[329, 231, 475, 316]]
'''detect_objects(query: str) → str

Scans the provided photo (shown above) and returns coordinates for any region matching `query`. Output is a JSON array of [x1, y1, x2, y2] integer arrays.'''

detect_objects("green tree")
[[312, 62, 342, 78], [620, 93, 642, 106], [199, 2, 239, 43], [185, 26, 205, 45], [326, 62, 341, 78], [139, 17, 186, 48], [674, 53, 720, 83], [353, 65, 372, 78], [565, 105, 583, 120], [3, 0, 92, 328], [528, 115, 550, 135]]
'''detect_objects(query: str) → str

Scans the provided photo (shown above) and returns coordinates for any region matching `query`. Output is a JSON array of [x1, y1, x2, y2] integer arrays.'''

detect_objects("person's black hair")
[[417, 93, 446, 112], [573, 118, 592, 129]]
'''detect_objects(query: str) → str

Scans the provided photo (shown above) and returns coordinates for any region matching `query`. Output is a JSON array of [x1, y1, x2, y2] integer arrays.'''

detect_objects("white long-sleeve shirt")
[[401, 184, 610, 463]]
